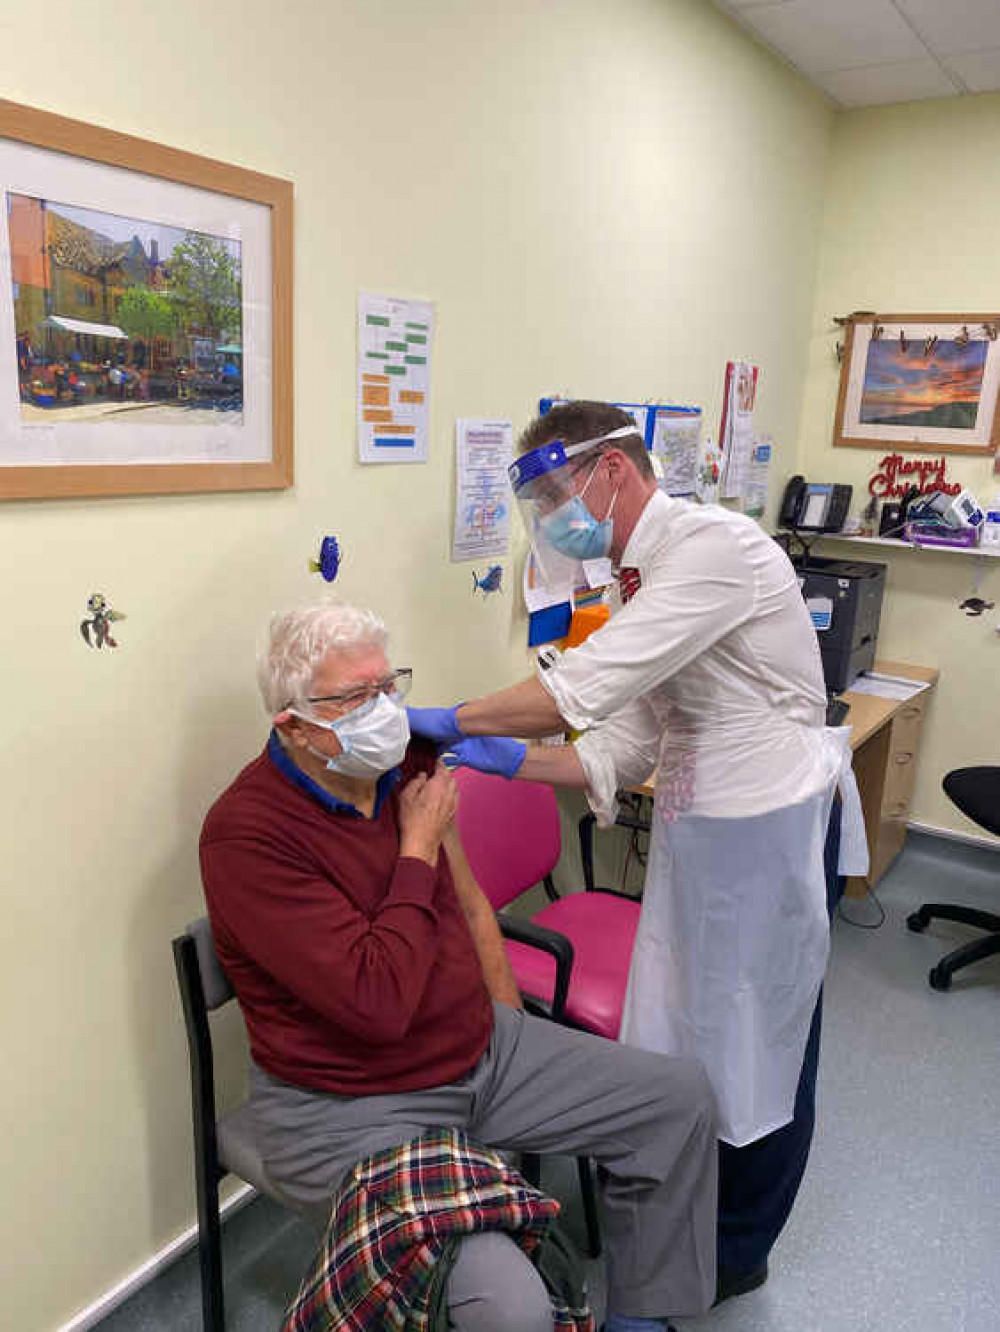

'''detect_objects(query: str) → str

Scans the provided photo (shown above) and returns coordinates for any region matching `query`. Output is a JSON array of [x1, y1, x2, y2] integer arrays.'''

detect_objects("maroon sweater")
[[199, 735, 493, 1095]]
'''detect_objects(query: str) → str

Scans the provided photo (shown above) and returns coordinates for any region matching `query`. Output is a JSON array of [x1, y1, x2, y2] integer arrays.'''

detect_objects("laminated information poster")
[[452, 418, 513, 561], [651, 405, 700, 496], [357, 291, 435, 463], [719, 360, 759, 499], [744, 434, 773, 519]]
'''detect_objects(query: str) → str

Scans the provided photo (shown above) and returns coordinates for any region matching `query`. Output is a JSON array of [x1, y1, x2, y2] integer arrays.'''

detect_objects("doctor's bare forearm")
[[456, 677, 564, 738], [516, 743, 588, 788]]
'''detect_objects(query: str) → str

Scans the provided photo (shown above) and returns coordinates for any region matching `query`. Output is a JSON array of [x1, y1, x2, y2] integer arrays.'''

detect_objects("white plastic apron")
[[619, 726, 867, 1147]]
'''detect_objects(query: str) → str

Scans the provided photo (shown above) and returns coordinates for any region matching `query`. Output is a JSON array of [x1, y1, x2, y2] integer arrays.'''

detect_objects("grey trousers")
[[250, 1003, 717, 1320]]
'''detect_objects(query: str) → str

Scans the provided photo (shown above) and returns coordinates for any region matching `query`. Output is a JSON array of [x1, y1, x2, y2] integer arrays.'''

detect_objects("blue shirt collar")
[[267, 730, 400, 818]]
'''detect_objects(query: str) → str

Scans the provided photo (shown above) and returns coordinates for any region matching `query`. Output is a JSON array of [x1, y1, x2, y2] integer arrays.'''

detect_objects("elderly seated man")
[[200, 599, 717, 1332]]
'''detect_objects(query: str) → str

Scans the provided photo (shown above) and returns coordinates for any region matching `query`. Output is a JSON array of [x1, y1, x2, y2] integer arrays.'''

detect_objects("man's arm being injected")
[[441, 824, 523, 1009]]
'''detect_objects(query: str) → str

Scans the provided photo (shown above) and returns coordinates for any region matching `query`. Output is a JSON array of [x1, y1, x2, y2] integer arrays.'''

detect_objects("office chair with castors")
[[907, 766, 1000, 991], [173, 917, 300, 1332]]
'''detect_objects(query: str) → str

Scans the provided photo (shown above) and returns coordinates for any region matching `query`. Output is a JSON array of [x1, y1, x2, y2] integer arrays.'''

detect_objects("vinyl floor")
[[95, 832, 1000, 1332]]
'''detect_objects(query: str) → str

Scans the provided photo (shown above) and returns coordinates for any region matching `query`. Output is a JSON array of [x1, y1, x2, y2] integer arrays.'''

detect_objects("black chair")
[[907, 767, 1000, 991], [173, 917, 297, 1331], [578, 793, 651, 894]]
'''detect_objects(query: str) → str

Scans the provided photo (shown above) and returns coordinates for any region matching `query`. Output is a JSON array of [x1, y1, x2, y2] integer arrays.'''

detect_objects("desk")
[[839, 659, 938, 899], [621, 659, 939, 901]]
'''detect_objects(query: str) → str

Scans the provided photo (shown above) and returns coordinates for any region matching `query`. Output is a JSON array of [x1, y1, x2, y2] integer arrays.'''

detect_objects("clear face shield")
[[508, 425, 641, 587]]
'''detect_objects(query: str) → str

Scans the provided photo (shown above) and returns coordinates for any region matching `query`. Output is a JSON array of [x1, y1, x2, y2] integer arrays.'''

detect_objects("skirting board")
[[907, 819, 1000, 852], [57, 1183, 257, 1332]]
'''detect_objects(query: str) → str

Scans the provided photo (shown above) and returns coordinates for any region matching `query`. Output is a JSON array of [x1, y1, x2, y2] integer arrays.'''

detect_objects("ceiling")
[[712, 0, 1000, 107]]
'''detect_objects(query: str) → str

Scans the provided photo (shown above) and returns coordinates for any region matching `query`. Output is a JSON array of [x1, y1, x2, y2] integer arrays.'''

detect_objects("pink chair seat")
[[505, 892, 642, 1039]]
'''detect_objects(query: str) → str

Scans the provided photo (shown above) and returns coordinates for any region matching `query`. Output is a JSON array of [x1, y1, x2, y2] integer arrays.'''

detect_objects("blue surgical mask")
[[541, 495, 614, 560], [290, 692, 410, 779], [540, 464, 620, 561]]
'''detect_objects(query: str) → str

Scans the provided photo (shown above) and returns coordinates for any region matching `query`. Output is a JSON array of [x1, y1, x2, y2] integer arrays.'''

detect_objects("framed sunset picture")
[[834, 314, 1000, 456]]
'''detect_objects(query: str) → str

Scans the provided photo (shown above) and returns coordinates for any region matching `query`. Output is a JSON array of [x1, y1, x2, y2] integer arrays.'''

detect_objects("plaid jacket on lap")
[[281, 1126, 595, 1332]]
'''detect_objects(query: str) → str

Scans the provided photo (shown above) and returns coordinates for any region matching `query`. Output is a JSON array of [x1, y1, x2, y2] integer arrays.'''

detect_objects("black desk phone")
[[780, 475, 853, 534]]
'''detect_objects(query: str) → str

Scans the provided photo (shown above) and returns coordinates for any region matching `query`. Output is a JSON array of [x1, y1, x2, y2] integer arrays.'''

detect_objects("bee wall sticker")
[[80, 593, 126, 649]]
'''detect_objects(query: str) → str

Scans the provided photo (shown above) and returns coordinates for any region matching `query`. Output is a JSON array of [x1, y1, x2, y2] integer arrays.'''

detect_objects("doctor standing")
[[409, 399, 867, 1307]]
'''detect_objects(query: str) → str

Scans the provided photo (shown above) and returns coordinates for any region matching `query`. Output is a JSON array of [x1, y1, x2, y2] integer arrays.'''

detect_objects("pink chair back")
[[453, 768, 562, 910]]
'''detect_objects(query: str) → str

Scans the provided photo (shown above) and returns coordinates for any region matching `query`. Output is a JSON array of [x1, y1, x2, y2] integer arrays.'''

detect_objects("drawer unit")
[[879, 699, 927, 819], [844, 668, 937, 899]]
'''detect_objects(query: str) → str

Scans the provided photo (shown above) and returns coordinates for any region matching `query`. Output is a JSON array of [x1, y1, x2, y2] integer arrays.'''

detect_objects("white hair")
[[256, 599, 390, 715]]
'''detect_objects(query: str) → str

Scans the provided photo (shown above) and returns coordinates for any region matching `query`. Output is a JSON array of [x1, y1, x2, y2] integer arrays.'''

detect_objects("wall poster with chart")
[[357, 291, 435, 464]]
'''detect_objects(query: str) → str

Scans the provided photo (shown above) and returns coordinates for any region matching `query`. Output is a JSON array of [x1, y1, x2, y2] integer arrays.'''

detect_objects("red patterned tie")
[[619, 566, 641, 603]]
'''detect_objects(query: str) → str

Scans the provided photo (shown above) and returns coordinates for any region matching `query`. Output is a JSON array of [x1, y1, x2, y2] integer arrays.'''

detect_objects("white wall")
[[0, 3, 834, 1326], [797, 93, 1000, 834]]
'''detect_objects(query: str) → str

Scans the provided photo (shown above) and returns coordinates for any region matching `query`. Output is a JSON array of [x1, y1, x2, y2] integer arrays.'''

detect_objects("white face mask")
[[290, 691, 410, 780]]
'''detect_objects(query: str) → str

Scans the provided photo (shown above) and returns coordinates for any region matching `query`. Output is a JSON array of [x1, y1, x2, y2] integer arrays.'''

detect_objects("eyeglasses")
[[302, 668, 413, 714]]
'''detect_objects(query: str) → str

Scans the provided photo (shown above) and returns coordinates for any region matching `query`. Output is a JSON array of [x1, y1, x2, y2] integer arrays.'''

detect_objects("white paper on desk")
[[850, 672, 930, 701]]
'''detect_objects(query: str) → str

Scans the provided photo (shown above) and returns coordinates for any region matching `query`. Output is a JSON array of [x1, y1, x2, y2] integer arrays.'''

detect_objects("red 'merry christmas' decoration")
[[868, 453, 961, 499]]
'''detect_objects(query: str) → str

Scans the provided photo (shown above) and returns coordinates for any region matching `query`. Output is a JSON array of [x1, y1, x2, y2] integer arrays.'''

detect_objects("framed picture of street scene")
[[0, 98, 292, 499], [834, 313, 1000, 456]]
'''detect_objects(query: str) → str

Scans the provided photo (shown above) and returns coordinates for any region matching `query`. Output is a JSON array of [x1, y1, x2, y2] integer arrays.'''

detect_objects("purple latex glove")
[[405, 704, 464, 746], [441, 736, 527, 780]]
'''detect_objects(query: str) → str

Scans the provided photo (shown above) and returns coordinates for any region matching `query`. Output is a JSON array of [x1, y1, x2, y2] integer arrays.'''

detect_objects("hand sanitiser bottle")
[[982, 494, 1000, 549]]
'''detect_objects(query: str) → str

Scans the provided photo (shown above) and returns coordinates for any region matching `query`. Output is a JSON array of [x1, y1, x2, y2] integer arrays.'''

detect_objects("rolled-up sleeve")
[[540, 523, 755, 732], [574, 694, 663, 825]]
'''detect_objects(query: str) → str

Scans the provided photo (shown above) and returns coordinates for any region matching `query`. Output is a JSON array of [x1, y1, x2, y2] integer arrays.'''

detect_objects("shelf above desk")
[[819, 533, 1000, 559]]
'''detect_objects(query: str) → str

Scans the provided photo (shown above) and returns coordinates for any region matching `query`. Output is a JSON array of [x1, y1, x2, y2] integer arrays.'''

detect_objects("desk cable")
[[620, 825, 648, 893], [836, 885, 886, 930], [618, 792, 649, 896]]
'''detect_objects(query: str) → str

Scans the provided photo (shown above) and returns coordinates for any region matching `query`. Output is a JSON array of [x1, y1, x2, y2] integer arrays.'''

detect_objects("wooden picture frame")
[[0, 98, 292, 500], [834, 314, 1000, 457]]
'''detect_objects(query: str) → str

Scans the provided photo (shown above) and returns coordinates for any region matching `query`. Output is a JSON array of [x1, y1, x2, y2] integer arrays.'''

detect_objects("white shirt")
[[540, 491, 831, 825]]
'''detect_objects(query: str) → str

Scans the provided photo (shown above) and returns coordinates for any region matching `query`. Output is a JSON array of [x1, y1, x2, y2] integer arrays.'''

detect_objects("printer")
[[795, 557, 886, 694]]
